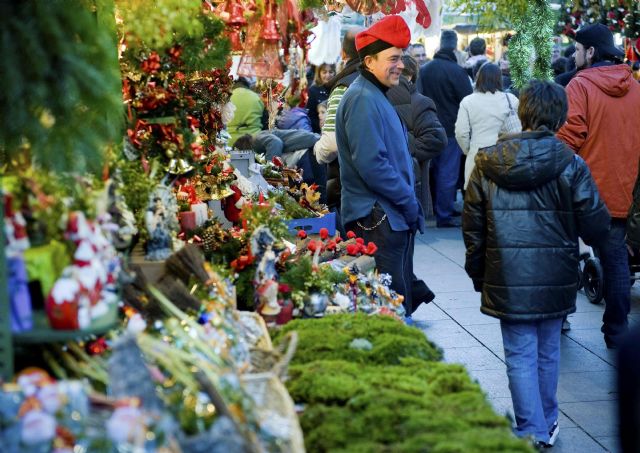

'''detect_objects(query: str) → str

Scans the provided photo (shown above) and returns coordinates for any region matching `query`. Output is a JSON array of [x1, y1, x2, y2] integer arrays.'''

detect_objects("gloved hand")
[[472, 279, 483, 292]]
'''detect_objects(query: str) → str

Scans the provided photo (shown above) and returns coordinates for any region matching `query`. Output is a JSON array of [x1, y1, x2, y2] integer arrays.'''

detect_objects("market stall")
[[1, 0, 537, 451]]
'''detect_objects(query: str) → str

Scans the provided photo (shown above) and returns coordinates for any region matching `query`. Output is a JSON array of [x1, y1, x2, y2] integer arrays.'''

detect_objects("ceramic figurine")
[[145, 185, 179, 261]]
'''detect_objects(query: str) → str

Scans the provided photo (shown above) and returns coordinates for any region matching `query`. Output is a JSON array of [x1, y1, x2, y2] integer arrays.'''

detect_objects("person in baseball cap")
[[573, 23, 624, 70], [355, 15, 411, 88]]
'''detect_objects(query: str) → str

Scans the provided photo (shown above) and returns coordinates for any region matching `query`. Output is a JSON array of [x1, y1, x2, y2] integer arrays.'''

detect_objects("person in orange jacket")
[[557, 24, 640, 349]]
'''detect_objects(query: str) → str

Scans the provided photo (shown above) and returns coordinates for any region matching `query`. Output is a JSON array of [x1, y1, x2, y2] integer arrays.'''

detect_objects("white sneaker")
[[548, 421, 559, 446]]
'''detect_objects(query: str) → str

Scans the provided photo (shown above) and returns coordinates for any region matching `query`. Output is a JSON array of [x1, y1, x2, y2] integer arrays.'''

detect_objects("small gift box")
[[190, 202, 209, 227]]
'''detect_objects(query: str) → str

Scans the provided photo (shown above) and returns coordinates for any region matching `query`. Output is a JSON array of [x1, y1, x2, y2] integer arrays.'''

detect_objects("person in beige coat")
[[455, 63, 521, 188]]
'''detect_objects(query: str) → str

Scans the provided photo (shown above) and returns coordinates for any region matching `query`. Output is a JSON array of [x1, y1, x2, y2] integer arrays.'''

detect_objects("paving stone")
[[467, 369, 511, 398], [560, 310, 605, 330], [412, 302, 450, 321], [559, 347, 617, 373], [561, 400, 619, 438], [444, 306, 499, 326], [595, 436, 621, 453], [565, 328, 618, 366], [432, 291, 481, 309], [551, 427, 608, 453], [557, 371, 618, 403], [417, 319, 483, 349], [443, 346, 505, 371]]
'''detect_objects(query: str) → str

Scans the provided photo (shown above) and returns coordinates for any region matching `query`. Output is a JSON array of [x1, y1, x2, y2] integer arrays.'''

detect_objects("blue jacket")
[[276, 107, 312, 132], [336, 73, 423, 232]]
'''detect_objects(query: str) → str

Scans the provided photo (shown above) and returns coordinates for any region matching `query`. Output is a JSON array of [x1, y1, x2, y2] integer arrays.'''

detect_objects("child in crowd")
[[317, 101, 327, 130], [462, 80, 610, 448]]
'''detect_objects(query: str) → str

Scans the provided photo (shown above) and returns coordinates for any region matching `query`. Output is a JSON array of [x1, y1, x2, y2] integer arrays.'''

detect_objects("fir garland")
[[0, 0, 122, 174], [625, 0, 640, 38], [509, 0, 555, 89]]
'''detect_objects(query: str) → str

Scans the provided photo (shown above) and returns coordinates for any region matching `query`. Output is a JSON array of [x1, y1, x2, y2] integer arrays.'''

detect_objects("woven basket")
[[242, 371, 306, 453], [249, 331, 297, 380], [237, 311, 273, 351]]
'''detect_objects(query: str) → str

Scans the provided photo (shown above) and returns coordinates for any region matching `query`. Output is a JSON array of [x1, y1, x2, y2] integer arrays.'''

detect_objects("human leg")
[[501, 320, 549, 442], [347, 205, 411, 313], [433, 137, 462, 226], [597, 219, 631, 347], [536, 317, 563, 432]]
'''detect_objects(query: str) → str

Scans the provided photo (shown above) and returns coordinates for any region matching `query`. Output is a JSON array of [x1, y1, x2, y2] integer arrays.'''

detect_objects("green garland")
[[0, 0, 122, 174], [509, 0, 555, 89]]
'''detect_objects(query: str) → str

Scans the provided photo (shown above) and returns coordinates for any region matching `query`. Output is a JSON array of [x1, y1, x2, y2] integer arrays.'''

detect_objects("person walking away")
[[455, 62, 521, 189], [463, 80, 610, 448], [336, 16, 423, 321], [418, 29, 473, 228], [387, 54, 447, 315], [556, 23, 640, 349], [464, 37, 488, 80]]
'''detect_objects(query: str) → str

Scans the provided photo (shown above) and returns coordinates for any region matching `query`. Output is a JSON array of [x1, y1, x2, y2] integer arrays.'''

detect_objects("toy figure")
[[144, 185, 179, 261]]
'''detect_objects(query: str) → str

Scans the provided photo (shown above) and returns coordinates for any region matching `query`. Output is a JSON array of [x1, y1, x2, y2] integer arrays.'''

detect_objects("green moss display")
[[274, 315, 533, 453], [273, 314, 442, 365]]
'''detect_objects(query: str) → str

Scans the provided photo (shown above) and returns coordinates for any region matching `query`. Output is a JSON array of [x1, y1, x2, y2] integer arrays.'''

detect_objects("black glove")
[[472, 279, 483, 292]]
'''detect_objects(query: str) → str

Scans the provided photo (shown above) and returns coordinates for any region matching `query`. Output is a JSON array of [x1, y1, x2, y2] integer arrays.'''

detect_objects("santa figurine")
[[64, 211, 92, 246], [71, 240, 109, 318], [221, 184, 246, 224], [45, 276, 90, 330]]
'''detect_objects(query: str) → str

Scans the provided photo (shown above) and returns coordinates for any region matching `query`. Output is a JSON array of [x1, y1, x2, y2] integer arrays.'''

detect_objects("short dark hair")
[[563, 44, 575, 58], [474, 63, 502, 94], [518, 80, 567, 132], [233, 134, 255, 150], [342, 27, 362, 61], [469, 37, 486, 56], [401, 55, 419, 83], [552, 57, 568, 76]]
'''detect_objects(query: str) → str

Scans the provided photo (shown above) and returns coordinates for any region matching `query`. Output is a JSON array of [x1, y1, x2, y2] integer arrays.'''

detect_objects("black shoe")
[[452, 210, 462, 217]]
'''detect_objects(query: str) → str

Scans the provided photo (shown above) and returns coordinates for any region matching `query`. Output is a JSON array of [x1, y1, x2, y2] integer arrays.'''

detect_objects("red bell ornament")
[[227, 1, 247, 27], [261, 9, 280, 43]]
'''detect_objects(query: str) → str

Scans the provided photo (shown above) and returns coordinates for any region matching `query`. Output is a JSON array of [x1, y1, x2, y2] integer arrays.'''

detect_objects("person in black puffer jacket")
[[463, 81, 610, 448]]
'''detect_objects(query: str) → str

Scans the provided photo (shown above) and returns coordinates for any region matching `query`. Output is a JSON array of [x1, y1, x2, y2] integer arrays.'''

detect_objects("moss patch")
[[274, 315, 533, 453]]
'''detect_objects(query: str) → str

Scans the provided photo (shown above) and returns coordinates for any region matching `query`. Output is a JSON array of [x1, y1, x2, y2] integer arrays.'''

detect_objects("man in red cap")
[[335, 15, 424, 323], [557, 23, 640, 349]]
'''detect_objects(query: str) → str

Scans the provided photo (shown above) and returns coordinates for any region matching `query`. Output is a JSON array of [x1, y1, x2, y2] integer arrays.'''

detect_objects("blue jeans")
[[596, 219, 630, 345], [501, 318, 563, 443], [431, 137, 461, 224]]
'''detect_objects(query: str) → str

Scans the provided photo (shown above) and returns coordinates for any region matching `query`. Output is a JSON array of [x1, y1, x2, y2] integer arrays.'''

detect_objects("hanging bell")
[[228, 28, 243, 52], [166, 158, 178, 174], [260, 13, 280, 43], [227, 1, 247, 27], [167, 158, 195, 175]]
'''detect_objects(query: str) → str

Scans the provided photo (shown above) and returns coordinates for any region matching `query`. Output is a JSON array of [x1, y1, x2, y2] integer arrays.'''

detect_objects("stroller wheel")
[[583, 257, 604, 304]]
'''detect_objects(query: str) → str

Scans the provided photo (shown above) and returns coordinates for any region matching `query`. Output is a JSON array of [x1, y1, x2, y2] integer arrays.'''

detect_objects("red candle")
[[179, 211, 197, 232]]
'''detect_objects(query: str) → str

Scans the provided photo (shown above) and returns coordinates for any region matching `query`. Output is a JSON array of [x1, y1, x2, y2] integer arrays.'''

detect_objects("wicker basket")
[[249, 331, 297, 380], [242, 371, 306, 453], [237, 311, 273, 351]]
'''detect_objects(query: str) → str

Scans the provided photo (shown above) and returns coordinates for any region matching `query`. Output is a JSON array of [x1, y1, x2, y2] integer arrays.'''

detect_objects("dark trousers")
[[597, 218, 630, 346], [431, 137, 462, 224], [347, 204, 413, 314]]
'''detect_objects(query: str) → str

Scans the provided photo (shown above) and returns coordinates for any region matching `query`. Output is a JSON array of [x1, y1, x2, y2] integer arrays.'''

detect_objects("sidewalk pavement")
[[412, 227, 639, 453]]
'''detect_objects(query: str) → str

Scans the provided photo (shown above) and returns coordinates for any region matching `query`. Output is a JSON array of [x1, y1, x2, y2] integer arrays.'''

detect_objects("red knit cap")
[[355, 16, 411, 54]]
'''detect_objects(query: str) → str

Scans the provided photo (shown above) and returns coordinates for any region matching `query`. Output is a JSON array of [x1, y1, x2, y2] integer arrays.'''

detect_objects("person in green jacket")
[[227, 77, 267, 147]]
